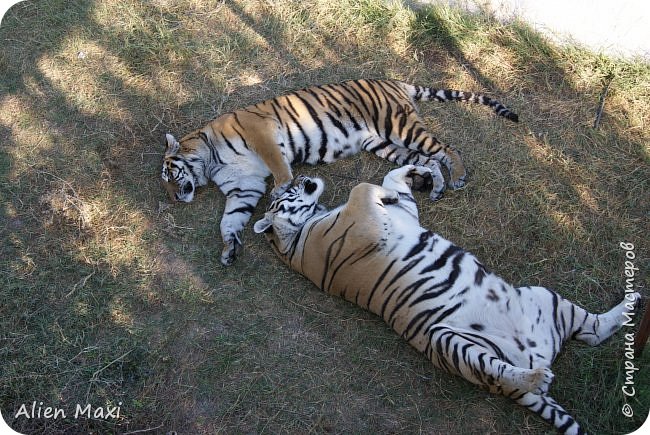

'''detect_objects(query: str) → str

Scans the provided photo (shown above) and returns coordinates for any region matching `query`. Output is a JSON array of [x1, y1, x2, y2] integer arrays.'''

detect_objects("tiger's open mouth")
[[181, 181, 193, 195]]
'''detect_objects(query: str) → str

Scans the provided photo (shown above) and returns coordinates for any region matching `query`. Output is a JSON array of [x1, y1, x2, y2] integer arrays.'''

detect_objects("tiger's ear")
[[165, 133, 180, 157], [253, 217, 273, 234]]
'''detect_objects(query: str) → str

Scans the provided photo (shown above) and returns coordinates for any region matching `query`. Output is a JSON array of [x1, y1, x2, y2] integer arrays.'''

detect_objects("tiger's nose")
[[162, 179, 179, 202]]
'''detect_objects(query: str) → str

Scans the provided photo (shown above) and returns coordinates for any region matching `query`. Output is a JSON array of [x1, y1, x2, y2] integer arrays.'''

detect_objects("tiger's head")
[[161, 133, 203, 203], [254, 175, 327, 241]]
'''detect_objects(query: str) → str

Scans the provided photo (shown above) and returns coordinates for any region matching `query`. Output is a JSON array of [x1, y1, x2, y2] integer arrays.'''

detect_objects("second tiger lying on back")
[[161, 79, 518, 265], [254, 166, 639, 435]]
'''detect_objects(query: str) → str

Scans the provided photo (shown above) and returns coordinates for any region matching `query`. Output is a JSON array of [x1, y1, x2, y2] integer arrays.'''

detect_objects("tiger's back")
[[237, 79, 517, 166]]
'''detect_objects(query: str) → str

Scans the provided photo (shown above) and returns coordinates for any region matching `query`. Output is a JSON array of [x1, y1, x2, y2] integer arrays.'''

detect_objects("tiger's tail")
[[405, 83, 519, 122], [515, 392, 584, 435]]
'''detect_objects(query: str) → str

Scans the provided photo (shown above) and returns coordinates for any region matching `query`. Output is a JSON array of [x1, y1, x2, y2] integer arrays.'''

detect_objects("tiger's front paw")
[[407, 166, 434, 192], [220, 233, 243, 266], [270, 181, 291, 201], [221, 248, 235, 266]]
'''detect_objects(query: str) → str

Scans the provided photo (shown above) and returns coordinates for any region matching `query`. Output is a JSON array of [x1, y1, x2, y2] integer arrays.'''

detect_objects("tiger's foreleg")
[[426, 325, 554, 395], [515, 392, 584, 435], [361, 136, 446, 201], [238, 115, 294, 201], [216, 175, 267, 266]]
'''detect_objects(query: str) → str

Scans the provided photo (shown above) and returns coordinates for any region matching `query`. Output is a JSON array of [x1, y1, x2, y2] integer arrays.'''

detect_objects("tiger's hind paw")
[[270, 181, 291, 201], [526, 367, 554, 394]]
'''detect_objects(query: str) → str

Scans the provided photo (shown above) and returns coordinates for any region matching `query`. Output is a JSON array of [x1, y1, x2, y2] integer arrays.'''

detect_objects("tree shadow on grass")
[[0, 1, 400, 433], [407, 4, 649, 433]]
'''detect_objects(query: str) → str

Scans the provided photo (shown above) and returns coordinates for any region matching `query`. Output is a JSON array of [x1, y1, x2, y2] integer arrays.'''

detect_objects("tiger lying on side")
[[161, 79, 518, 265], [254, 165, 640, 434]]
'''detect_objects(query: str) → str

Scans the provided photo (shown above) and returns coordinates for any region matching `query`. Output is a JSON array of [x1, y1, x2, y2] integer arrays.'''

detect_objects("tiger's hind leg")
[[571, 291, 641, 346], [426, 325, 554, 395], [417, 137, 466, 190], [515, 392, 584, 435], [522, 286, 642, 347], [427, 325, 584, 433], [390, 113, 467, 190], [361, 136, 446, 200]]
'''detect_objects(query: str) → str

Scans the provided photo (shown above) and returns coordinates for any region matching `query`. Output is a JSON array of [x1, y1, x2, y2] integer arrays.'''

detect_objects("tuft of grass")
[[411, 4, 494, 49], [0, 0, 648, 434]]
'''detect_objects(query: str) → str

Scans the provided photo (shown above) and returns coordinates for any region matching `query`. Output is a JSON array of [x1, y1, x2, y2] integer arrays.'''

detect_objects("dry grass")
[[1, 0, 648, 434]]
